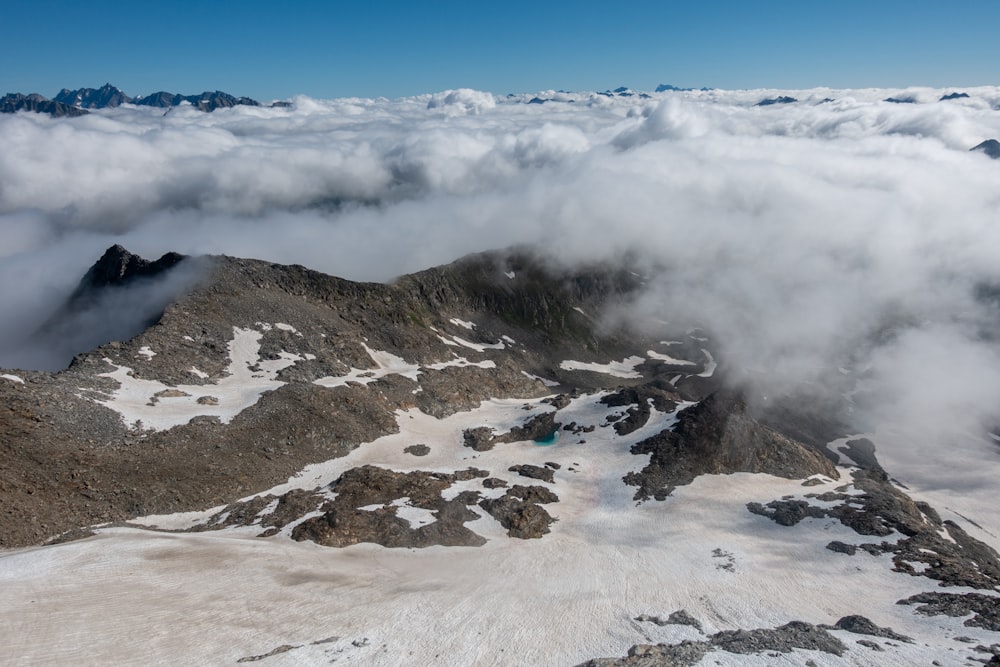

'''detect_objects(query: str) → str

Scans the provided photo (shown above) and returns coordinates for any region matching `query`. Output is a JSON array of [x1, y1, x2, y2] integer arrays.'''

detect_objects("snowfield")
[[2, 392, 997, 666]]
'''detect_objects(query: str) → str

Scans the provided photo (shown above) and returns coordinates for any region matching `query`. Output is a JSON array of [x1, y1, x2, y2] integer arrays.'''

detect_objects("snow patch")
[[87, 326, 304, 431], [1, 373, 24, 384], [448, 317, 475, 330], [560, 356, 645, 378], [274, 322, 303, 336], [449, 336, 505, 352], [646, 350, 696, 365], [136, 346, 156, 359], [697, 349, 717, 377], [521, 371, 560, 387], [314, 345, 495, 388]]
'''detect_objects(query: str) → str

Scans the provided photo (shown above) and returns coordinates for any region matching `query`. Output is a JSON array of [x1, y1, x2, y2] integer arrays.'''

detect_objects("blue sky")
[[3, 0, 999, 100]]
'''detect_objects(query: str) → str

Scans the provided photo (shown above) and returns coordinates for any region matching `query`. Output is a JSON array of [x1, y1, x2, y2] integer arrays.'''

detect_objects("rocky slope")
[[0, 245, 707, 547]]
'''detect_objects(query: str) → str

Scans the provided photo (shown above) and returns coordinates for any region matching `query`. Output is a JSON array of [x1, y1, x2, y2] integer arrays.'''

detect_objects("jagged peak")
[[79, 245, 186, 291]]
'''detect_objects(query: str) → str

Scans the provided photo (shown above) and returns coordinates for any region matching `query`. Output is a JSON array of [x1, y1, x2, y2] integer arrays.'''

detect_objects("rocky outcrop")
[[827, 615, 912, 642], [479, 484, 558, 538], [898, 592, 1000, 631], [73, 245, 187, 293], [599, 382, 679, 436], [578, 620, 846, 666], [751, 467, 1000, 590], [624, 390, 838, 500], [462, 410, 561, 451]]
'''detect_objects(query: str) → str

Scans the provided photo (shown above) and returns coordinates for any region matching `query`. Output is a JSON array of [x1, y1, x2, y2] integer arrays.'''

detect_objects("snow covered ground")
[[2, 392, 996, 666]]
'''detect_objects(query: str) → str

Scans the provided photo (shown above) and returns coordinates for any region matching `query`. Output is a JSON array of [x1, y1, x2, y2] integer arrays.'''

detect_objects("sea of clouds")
[[2, 84, 1000, 466]]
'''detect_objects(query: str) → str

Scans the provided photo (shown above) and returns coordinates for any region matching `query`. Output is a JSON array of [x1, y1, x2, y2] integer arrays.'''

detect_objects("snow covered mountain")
[[1, 245, 998, 666]]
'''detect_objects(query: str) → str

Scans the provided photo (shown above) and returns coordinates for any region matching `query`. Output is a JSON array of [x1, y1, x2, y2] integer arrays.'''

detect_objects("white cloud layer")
[[3, 85, 1000, 454]]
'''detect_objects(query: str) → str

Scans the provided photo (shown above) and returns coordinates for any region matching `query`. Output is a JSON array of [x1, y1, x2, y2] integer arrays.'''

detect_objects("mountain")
[[54, 83, 132, 108], [1, 85, 261, 116], [0, 92, 88, 117], [940, 91, 970, 101], [1, 247, 999, 665], [70, 244, 186, 294], [132, 89, 261, 111], [655, 83, 693, 92], [655, 84, 713, 92], [971, 138, 1000, 159], [756, 95, 797, 106]]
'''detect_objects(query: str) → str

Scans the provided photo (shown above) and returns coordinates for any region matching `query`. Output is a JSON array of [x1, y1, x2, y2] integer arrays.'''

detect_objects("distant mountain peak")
[[77, 244, 187, 292], [2, 84, 261, 117], [756, 95, 797, 106], [0, 92, 88, 117], [54, 84, 132, 109], [971, 139, 1000, 159]]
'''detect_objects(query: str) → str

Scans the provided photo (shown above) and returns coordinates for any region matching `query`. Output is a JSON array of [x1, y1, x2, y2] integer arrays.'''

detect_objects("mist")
[[3, 85, 1000, 461]]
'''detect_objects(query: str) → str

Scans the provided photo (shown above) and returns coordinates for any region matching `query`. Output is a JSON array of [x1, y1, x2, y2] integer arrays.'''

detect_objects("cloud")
[[3, 85, 1000, 466]]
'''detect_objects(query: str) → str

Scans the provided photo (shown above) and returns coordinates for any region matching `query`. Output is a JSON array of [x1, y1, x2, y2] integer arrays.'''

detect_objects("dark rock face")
[[0, 93, 89, 117], [403, 444, 430, 456], [624, 390, 839, 500], [600, 383, 679, 436], [54, 83, 132, 108], [26, 245, 196, 371], [971, 139, 1000, 159], [73, 245, 187, 295], [756, 96, 797, 106], [838, 437, 883, 474]]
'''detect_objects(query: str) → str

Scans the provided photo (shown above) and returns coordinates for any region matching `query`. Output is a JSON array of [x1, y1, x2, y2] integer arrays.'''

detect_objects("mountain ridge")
[[2, 245, 999, 666]]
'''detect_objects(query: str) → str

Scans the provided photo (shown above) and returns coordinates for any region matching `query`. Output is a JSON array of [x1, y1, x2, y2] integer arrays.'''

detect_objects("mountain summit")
[[54, 83, 131, 108]]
